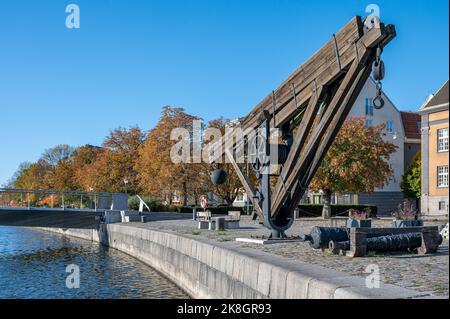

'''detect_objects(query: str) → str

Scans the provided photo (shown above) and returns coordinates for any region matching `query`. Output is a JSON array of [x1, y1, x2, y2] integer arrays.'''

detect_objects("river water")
[[0, 226, 189, 299]]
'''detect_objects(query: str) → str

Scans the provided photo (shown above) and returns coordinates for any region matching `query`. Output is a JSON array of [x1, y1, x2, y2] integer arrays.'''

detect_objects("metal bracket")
[[354, 41, 360, 64], [333, 34, 342, 72], [271, 91, 277, 127], [290, 82, 299, 111]]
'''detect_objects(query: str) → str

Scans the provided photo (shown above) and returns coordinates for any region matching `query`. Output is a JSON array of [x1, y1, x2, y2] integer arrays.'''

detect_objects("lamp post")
[[124, 177, 129, 194], [89, 186, 96, 210]]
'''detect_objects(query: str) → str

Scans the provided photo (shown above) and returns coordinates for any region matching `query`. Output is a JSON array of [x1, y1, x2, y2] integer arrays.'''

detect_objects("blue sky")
[[0, 0, 448, 185]]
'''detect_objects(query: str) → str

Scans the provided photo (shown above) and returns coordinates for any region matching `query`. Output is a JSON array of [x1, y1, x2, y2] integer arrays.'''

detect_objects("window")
[[236, 193, 244, 202], [313, 195, 322, 205], [439, 201, 446, 210], [386, 120, 394, 132], [438, 128, 449, 152], [365, 119, 373, 127], [438, 166, 449, 188], [365, 98, 374, 116]]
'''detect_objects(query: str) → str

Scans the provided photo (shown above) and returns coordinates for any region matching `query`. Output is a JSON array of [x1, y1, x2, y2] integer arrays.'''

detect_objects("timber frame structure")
[[215, 16, 396, 237]]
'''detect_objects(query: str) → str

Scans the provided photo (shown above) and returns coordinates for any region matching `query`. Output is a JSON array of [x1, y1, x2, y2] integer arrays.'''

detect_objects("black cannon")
[[329, 232, 444, 254], [303, 227, 349, 249]]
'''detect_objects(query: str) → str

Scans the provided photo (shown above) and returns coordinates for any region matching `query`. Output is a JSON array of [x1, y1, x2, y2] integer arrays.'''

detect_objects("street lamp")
[[88, 186, 96, 210], [124, 177, 129, 194]]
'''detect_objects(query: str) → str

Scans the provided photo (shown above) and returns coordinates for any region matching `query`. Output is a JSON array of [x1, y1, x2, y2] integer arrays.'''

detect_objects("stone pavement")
[[128, 212, 449, 297]]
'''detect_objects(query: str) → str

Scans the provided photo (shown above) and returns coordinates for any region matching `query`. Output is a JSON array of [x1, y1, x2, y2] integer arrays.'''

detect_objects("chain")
[[373, 46, 385, 109]]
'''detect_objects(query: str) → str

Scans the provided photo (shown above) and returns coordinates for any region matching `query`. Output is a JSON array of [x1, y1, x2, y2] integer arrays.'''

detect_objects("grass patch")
[[217, 237, 232, 242], [366, 251, 377, 257], [191, 229, 201, 236]]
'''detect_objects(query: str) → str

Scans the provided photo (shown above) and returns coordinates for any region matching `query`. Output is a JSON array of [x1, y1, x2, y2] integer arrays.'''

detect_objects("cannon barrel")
[[329, 233, 444, 254]]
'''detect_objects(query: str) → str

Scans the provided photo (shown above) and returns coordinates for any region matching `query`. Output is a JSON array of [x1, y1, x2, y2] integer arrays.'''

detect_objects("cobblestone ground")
[[130, 213, 449, 297]]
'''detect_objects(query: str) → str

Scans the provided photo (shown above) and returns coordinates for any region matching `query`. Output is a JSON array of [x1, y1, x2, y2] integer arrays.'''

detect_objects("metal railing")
[[0, 188, 125, 211]]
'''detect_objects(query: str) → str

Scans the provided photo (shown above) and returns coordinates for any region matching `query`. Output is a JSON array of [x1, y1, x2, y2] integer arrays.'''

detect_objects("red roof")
[[400, 112, 421, 140]]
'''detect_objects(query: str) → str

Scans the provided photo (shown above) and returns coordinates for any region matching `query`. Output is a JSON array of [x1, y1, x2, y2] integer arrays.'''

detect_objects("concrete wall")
[[358, 192, 404, 215], [40, 224, 432, 299]]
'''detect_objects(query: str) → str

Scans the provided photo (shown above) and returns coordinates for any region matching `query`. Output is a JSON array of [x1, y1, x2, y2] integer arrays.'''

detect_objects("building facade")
[[420, 81, 449, 217]]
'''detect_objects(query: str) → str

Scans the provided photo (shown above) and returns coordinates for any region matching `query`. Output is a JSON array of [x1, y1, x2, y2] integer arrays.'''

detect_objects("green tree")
[[310, 117, 397, 218], [401, 152, 421, 199]]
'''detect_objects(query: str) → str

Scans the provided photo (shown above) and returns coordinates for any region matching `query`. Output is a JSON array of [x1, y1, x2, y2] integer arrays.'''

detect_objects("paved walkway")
[[128, 212, 449, 297]]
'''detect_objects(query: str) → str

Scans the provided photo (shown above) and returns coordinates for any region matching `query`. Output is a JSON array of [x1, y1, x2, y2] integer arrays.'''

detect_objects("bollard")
[[213, 217, 226, 231]]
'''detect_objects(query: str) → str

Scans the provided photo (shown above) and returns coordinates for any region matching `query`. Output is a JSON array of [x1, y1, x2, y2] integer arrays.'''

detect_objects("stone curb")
[[39, 225, 436, 299]]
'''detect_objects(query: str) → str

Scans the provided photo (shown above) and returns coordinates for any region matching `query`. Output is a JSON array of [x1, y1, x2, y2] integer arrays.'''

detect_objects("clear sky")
[[0, 0, 448, 185]]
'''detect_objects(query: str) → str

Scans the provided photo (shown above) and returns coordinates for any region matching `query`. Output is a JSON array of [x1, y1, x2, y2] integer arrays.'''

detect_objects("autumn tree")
[[14, 160, 52, 190], [310, 117, 397, 218], [206, 117, 247, 204], [70, 145, 104, 191], [136, 106, 206, 205], [83, 127, 146, 193], [401, 152, 421, 199]]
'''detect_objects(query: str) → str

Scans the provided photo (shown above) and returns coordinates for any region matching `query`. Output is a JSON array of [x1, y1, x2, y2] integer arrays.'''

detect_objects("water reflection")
[[0, 226, 189, 299]]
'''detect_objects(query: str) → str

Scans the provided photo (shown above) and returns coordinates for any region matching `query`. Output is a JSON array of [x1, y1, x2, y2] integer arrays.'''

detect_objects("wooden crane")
[[212, 16, 396, 237]]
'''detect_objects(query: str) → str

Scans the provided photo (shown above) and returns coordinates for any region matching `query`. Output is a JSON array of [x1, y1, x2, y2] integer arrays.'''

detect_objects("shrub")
[[149, 205, 246, 215], [297, 204, 377, 218], [128, 195, 164, 212]]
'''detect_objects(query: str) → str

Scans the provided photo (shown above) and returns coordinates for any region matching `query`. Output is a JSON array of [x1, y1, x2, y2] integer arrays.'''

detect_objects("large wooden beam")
[[271, 85, 325, 205], [274, 62, 373, 216], [271, 56, 371, 216]]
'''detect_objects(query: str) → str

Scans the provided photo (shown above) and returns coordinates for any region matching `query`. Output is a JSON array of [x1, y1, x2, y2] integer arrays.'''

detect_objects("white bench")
[[197, 210, 211, 221], [197, 210, 241, 230], [197, 210, 212, 229]]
